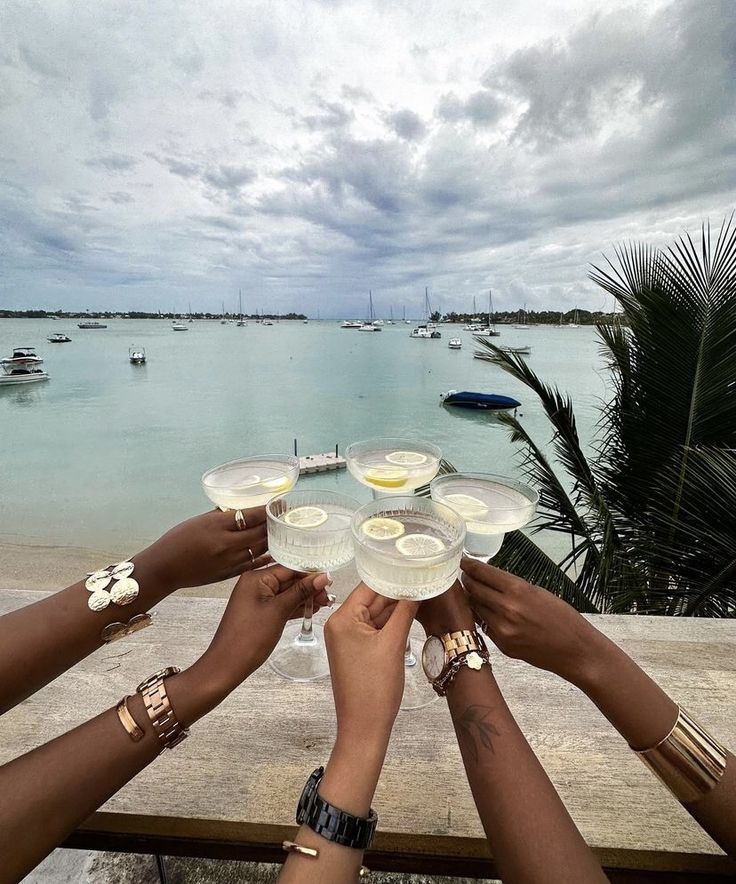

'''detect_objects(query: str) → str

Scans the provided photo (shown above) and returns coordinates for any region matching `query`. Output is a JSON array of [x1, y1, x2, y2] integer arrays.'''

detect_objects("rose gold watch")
[[137, 666, 189, 750], [421, 629, 490, 696]]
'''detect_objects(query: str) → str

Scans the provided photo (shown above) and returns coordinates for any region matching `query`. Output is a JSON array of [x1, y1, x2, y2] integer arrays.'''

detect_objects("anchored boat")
[[440, 390, 520, 411], [129, 346, 146, 364], [78, 320, 107, 329], [448, 338, 462, 349], [0, 347, 49, 386], [47, 333, 71, 343]]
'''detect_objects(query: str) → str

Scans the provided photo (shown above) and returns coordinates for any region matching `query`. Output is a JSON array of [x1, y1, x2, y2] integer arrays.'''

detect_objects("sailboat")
[[474, 290, 501, 337], [237, 290, 247, 326], [513, 305, 529, 330], [220, 301, 227, 324], [410, 288, 441, 338], [387, 306, 394, 325], [359, 291, 382, 331], [188, 302, 194, 322], [568, 307, 580, 328]]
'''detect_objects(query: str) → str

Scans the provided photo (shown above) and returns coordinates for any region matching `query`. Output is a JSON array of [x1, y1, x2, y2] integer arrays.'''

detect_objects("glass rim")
[[350, 495, 466, 556], [430, 471, 539, 509], [201, 454, 300, 487], [344, 437, 442, 461], [267, 489, 362, 533]]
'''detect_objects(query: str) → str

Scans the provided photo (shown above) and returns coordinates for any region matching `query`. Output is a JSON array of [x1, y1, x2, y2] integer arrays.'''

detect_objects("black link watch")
[[297, 766, 378, 850]]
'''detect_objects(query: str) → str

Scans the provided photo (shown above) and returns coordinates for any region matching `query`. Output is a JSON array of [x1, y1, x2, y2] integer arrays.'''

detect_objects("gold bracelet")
[[634, 706, 727, 803], [282, 840, 319, 858], [116, 695, 145, 742], [137, 667, 189, 751]]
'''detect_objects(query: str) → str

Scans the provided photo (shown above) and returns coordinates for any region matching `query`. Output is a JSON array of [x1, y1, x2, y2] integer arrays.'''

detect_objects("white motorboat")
[[172, 321, 188, 331], [129, 346, 146, 364], [0, 347, 49, 385], [78, 320, 107, 329], [410, 324, 441, 339], [341, 320, 362, 329], [448, 338, 462, 349], [262, 319, 274, 326], [47, 333, 71, 343]]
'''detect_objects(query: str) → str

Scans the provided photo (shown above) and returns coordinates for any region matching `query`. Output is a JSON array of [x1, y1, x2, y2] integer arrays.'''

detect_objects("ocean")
[[0, 318, 609, 551]]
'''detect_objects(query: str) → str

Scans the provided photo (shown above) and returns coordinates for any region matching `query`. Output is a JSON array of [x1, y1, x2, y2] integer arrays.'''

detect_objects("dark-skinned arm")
[[462, 558, 736, 858], [418, 584, 609, 884], [0, 567, 330, 883], [0, 508, 269, 715]]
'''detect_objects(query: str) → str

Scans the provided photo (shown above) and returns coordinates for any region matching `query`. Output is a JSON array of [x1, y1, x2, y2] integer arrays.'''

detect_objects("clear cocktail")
[[202, 455, 300, 509], [352, 498, 466, 600], [267, 489, 361, 683], [430, 473, 538, 558], [345, 438, 441, 497]]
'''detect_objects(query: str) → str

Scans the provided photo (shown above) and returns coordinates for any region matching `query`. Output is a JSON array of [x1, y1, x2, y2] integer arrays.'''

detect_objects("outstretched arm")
[[462, 558, 736, 858], [0, 508, 269, 715], [279, 584, 417, 884], [418, 585, 608, 884], [0, 566, 330, 883]]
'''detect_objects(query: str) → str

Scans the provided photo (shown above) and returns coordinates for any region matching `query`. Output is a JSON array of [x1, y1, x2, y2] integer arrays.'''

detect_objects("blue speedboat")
[[440, 390, 520, 411]]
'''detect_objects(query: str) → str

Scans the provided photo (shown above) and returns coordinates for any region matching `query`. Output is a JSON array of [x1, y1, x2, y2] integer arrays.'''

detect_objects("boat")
[[78, 320, 107, 329], [341, 320, 362, 329], [237, 290, 247, 326], [474, 346, 531, 360], [410, 289, 441, 338], [0, 347, 49, 386], [188, 302, 194, 323], [220, 301, 227, 324], [262, 318, 274, 326], [568, 307, 580, 328], [440, 390, 520, 411], [47, 333, 71, 343], [129, 346, 146, 364], [473, 289, 501, 336], [172, 321, 188, 331], [513, 306, 529, 330], [448, 338, 462, 349], [359, 291, 382, 331], [303, 318, 309, 324]]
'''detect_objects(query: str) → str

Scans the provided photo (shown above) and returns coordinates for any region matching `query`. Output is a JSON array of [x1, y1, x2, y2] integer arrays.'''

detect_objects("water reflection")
[[0, 385, 48, 407]]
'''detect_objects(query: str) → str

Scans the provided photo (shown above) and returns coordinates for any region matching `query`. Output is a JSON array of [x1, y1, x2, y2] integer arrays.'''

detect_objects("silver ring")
[[248, 547, 255, 562], [235, 510, 247, 531]]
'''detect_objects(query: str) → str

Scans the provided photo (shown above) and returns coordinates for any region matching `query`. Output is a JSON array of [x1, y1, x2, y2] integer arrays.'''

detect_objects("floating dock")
[[299, 453, 347, 475]]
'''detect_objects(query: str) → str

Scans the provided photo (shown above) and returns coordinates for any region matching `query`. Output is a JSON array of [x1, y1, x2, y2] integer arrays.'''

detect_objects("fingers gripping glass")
[[267, 489, 360, 682]]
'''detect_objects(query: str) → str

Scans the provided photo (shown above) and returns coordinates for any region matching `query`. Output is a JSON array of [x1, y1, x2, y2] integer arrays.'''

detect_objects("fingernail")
[[325, 571, 334, 586], [327, 593, 337, 607]]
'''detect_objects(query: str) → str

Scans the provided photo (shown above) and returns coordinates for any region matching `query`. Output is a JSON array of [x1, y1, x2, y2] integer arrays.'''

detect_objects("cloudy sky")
[[1, 0, 734, 317]]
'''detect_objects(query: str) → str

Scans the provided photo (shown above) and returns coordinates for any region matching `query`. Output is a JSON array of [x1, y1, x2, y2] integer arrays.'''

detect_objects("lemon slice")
[[262, 475, 291, 492], [233, 473, 261, 488], [361, 517, 406, 540], [283, 506, 328, 528], [364, 466, 409, 488], [444, 493, 489, 519], [395, 533, 446, 557], [385, 451, 428, 466]]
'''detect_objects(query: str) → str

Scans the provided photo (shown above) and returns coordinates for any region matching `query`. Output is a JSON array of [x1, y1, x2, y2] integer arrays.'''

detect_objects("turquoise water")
[[0, 319, 609, 550]]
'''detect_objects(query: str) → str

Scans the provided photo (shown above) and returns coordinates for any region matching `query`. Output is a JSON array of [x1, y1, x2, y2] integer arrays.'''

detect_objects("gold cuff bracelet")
[[116, 695, 145, 742], [635, 706, 727, 804]]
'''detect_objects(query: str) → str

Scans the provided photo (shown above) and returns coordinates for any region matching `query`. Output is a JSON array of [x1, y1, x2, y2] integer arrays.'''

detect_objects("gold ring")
[[235, 510, 247, 531]]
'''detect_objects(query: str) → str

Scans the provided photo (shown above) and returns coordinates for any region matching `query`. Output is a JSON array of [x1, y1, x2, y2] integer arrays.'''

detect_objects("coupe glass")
[[202, 455, 300, 509], [351, 496, 465, 710], [430, 472, 538, 560], [267, 489, 360, 682], [344, 437, 441, 499]]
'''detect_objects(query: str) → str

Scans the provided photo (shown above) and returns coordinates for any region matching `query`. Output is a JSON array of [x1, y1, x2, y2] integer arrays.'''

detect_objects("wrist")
[[322, 736, 388, 818], [566, 623, 621, 694], [131, 547, 179, 600], [167, 656, 231, 728]]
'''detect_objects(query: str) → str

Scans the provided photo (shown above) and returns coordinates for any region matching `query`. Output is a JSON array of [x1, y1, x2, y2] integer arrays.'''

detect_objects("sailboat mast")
[[488, 289, 495, 329]]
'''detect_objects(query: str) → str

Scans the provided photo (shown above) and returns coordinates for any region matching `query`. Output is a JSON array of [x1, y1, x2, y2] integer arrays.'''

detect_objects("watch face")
[[422, 636, 446, 680]]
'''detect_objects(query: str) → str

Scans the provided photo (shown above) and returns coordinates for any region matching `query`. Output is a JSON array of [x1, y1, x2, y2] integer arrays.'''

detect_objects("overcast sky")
[[1, 0, 734, 317]]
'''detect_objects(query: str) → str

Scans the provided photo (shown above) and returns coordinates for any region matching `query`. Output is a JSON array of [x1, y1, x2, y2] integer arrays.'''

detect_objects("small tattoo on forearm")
[[457, 705, 500, 763]]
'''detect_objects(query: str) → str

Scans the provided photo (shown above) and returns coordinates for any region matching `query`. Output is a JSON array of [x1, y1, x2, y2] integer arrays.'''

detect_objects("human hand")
[[416, 580, 476, 637], [199, 565, 332, 696], [325, 583, 418, 749], [461, 558, 602, 685], [135, 508, 270, 592]]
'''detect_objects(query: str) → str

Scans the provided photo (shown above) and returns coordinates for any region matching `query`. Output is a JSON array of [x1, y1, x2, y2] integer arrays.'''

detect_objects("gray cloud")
[[302, 98, 354, 131], [437, 90, 504, 126], [386, 109, 426, 140], [85, 154, 139, 172]]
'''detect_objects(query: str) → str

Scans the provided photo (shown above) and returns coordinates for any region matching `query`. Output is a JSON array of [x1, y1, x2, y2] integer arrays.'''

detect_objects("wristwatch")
[[422, 629, 490, 696], [297, 766, 378, 850]]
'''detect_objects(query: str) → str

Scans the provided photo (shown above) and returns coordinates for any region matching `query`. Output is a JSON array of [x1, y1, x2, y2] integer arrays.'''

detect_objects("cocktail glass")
[[345, 438, 444, 709], [352, 496, 466, 710], [201, 455, 300, 509], [344, 437, 442, 499], [267, 489, 361, 682], [430, 472, 538, 560]]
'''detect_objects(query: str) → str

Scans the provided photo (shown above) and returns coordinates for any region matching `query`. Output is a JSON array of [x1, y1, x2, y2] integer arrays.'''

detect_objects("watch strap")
[[297, 767, 378, 850], [136, 666, 189, 750], [441, 629, 485, 661]]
